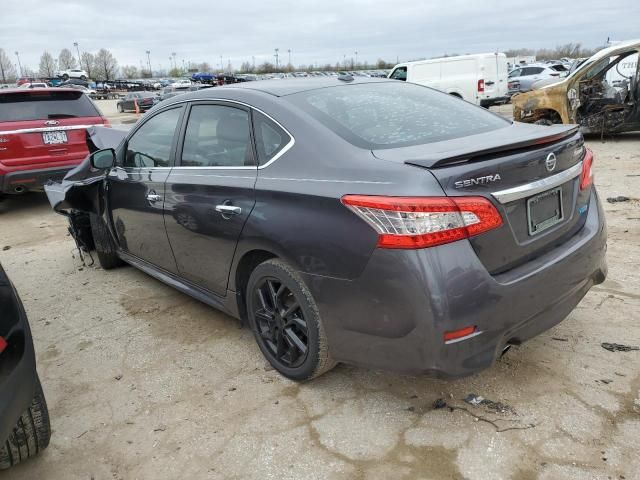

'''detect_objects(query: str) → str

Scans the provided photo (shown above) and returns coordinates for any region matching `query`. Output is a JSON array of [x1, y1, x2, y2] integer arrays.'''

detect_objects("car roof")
[[0, 87, 81, 95], [194, 77, 392, 97]]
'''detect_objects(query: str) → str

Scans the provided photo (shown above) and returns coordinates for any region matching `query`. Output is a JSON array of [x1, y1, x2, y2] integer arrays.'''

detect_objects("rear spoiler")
[[391, 124, 580, 169]]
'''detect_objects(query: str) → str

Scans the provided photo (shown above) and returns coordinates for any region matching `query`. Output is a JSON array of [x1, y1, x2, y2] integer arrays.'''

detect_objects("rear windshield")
[[286, 82, 509, 149], [0, 90, 100, 122]]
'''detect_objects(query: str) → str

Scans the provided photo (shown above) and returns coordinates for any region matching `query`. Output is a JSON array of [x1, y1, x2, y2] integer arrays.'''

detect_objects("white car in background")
[[55, 68, 89, 80], [388, 53, 509, 107], [19, 82, 48, 89], [171, 79, 192, 88]]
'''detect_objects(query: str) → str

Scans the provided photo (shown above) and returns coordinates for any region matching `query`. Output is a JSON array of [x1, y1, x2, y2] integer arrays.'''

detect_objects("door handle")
[[146, 193, 161, 202], [215, 205, 242, 216]]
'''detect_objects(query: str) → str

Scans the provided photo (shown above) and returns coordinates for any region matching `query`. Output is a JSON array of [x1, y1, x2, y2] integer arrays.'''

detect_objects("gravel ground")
[[0, 114, 639, 479]]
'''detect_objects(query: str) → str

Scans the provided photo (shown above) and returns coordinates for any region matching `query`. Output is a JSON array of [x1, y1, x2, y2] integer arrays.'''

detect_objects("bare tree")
[[0, 48, 18, 83], [94, 49, 118, 81], [121, 65, 138, 79], [39, 51, 57, 77], [80, 52, 95, 79], [58, 48, 77, 70]]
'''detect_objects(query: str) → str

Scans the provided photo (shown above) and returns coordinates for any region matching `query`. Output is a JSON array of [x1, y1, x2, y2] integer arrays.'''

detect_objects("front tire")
[[0, 377, 51, 470], [89, 213, 123, 270], [247, 259, 336, 381], [80, 75, 87, 80], [117, 103, 124, 113]]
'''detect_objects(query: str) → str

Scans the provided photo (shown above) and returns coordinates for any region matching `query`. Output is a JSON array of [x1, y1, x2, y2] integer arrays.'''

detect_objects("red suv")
[[0, 88, 109, 195]]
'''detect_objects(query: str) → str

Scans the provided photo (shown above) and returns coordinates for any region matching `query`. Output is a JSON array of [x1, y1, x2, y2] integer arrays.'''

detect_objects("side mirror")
[[90, 148, 116, 170]]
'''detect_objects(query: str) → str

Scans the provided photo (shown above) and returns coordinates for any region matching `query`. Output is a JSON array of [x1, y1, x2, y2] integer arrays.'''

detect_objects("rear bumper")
[[0, 266, 38, 443], [301, 188, 607, 377], [0, 165, 76, 193]]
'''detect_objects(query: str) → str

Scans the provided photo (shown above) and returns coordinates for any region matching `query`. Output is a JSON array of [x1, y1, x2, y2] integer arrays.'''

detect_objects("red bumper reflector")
[[444, 326, 477, 342], [0, 336, 7, 354]]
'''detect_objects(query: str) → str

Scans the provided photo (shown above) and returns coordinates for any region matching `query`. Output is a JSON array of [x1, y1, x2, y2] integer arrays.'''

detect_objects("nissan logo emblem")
[[545, 152, 557, 172], [44, 120, 59, 126]]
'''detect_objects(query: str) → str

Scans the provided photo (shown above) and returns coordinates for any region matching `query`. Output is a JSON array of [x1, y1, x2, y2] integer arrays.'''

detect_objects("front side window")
[[124, 108, 182, 168], [389, 67, 407, 81], [181, 105, 252, 167], [253, 111, 291, 166]]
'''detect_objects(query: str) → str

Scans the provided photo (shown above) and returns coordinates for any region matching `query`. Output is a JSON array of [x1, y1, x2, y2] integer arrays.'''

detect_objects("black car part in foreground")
[[0, 263, 51, 469]]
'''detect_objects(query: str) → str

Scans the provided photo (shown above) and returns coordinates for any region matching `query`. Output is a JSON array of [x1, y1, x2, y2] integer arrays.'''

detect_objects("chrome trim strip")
[[157, 97, 296, 170], [0, 124, 97, 135], [491, 161, 583, 204]]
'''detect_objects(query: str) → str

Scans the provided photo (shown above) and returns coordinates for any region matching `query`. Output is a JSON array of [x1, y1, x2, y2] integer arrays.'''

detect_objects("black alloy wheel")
[[246, 259, 336, 381], [253, 276, 309, 368]]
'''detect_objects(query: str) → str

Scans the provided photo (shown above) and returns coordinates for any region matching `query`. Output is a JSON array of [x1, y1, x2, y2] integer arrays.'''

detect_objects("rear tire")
[[89, 213, 123, 270], [80, 75, 87, 80], [117, 103, 124, 113], [0, 377, 51, 470], [534, 118, 554, 126], [247, 259, 336, 381]]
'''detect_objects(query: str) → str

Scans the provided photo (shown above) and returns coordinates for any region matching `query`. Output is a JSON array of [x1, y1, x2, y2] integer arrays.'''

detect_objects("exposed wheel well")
[[531, 108, 563, 125], [234, 249, 277, 323], [449, 92, 463, 99]]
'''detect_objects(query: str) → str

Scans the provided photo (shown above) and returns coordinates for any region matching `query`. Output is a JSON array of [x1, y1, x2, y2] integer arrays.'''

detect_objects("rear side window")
[[181, 105, 252, 167], [124, 107, 182, 168], [253, 111, 291, 166], [0, 90, 100, 122], [287, 82, 509, 149]]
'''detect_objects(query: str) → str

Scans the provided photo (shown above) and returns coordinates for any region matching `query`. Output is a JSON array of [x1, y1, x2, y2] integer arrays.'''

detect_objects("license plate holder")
[[527, 187, 563, 236], [42, 130, 68, 145]]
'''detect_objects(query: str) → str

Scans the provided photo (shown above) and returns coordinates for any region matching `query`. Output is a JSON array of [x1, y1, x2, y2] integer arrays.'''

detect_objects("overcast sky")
[[2, 0, 639, 72]]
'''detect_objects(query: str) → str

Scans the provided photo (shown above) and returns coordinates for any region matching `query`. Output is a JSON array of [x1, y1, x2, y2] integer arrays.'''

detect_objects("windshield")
[[286, 82, 509, 149], [0, 90, 100, 122]]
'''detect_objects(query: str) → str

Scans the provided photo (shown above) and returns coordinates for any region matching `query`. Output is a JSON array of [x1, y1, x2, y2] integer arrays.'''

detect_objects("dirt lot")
[[1, 125, 639, 479]]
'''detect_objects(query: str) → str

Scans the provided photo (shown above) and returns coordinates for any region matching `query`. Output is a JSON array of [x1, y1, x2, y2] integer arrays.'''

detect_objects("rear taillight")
[[477, 79, 485, 93], [0, 336, 7, 354], [580, 148, 594, 190], [341, 195, 503, 249], [102, 117, 111, 128]]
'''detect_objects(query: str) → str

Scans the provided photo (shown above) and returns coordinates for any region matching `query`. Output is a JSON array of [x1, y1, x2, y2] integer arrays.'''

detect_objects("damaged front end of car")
[[513, 40, 640, 134], [44, 125, 128, 260]]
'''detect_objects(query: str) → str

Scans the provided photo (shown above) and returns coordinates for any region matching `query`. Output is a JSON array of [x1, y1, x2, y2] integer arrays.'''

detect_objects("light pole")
[[274, 48, 279, 70], [74, 42, 81, 68], [171, 52, 176, 70], [14, 51, 22, 77], [145, 50, 151, 77], [287, 49, 291, 66], [354, 51, 358, 68], [219, 55, 223, 72]]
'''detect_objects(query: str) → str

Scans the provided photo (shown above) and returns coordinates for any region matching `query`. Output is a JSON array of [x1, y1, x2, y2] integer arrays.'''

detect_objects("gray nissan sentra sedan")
[[45, 77, 607, 381]]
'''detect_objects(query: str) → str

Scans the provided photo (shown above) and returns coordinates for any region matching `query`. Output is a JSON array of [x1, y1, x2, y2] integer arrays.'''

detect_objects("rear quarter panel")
[[225, 97, 447, 288]]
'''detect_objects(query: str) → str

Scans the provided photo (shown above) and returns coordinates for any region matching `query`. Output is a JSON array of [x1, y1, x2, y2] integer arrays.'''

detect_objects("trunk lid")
[[373, 122, 590, 274], [0, 89, 106, 169]]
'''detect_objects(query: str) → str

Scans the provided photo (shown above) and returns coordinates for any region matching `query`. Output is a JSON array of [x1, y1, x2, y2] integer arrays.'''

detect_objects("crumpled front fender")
[[44, 125, 128, 215]]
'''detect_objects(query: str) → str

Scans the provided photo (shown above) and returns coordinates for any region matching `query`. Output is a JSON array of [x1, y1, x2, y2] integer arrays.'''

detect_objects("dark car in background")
[[116, 92, 158, 113], [46, 78, 606, 382], [0, 263, 51, 469], [0, 88, 109, 195]]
